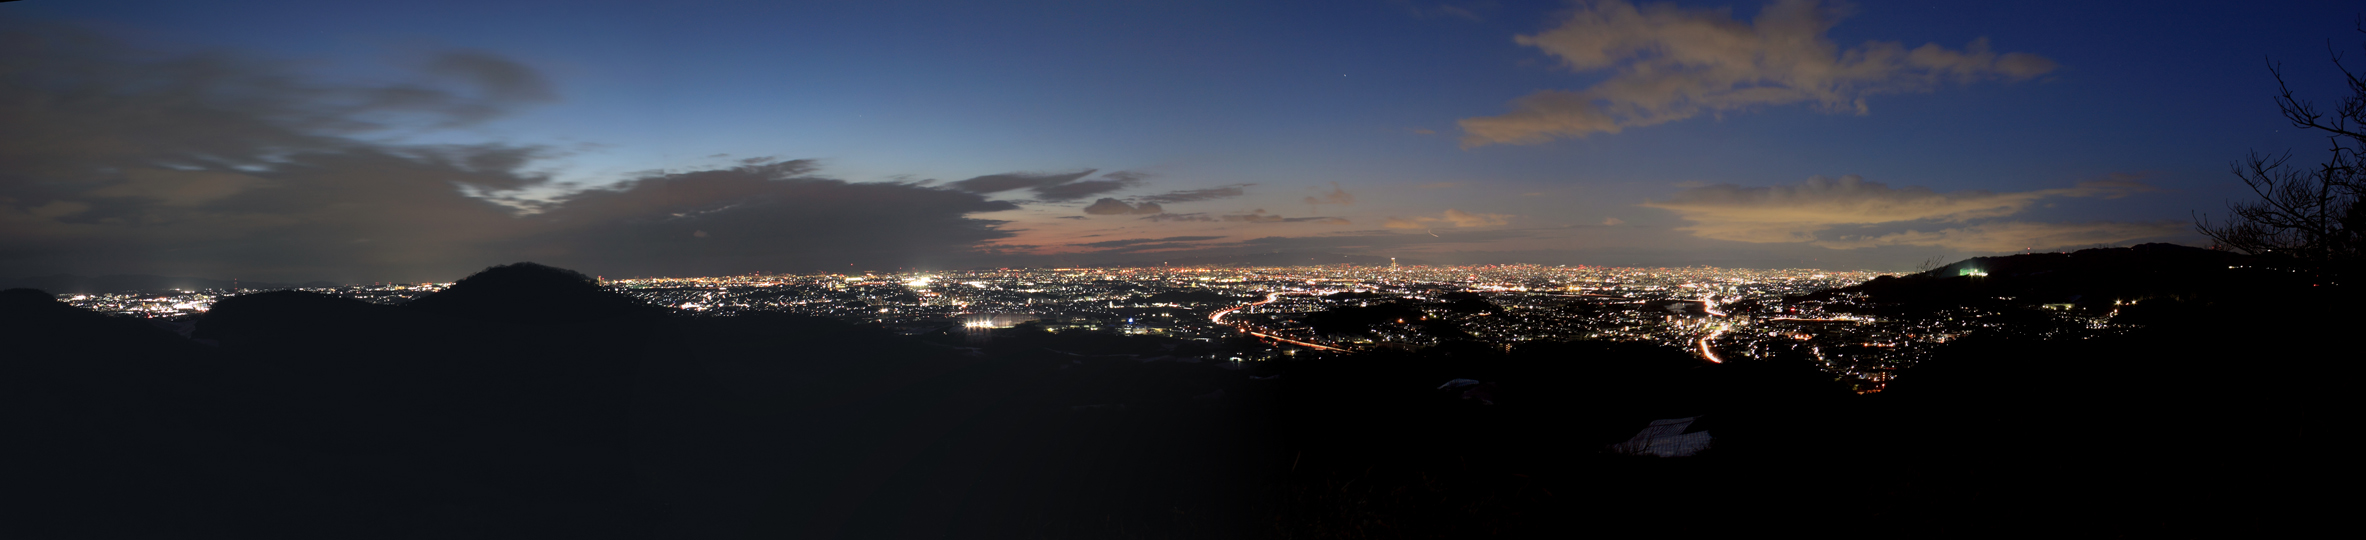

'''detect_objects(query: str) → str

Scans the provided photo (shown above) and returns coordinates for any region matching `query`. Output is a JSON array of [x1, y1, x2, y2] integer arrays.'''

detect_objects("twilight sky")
[[3, 0, 2360, 282]]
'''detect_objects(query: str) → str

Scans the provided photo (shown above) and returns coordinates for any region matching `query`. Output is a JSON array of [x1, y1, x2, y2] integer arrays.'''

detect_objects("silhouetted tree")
[[1916, 255, 1946, 273], [2200, 21, 2366, 261]]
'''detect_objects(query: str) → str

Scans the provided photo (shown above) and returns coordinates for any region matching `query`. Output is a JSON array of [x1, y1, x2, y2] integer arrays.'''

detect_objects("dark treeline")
[[1, 261, 2350, 538]]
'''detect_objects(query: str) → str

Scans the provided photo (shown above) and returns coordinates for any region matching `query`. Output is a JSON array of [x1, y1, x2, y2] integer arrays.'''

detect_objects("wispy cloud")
[[1077, 235, 1226, 249], [945, 171, 1093, 194], [1134, 209, 1346, 224], [1641, 174, 2172, 251], [1384, 209, 1512, 229], [1141, 212, 1216, 222], [1033, 178, 1139, 201], [1808, 221, 2187, 252], [1303, 182, 1355, 207], [946, 170, 1149, 202], [1225, 209, 1350, 224], [1083, 198, 1165, 215], [1640, 175, 2149, 244], [1139, 184, 1250, 204], [1459, 0, 2056, 147]]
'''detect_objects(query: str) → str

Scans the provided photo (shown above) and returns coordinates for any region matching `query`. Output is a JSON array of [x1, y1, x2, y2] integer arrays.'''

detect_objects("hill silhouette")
[[1796, 243, 2327, 316], [403, 262, 667, 324], [4, 259, 2346, 538], [1, 263, 1281, 539]]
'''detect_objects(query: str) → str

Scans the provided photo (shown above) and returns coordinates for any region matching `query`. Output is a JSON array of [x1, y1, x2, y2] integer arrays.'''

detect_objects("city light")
[[54, 262, 2136, 393]]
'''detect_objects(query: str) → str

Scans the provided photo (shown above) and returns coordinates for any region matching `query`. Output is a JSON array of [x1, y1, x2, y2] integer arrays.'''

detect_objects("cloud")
[[946, 170, 1088, 194], [1444, 209, 1511, 227], [1225, 209, 1350, 224], [0, 25, 556, 195], [0, 23, 1026, 281], [1136, 209, 1344, 224], [411, 50, 560, 125], [1808, 221, 2187, 252], [1083, 198, 1166, 215], [1083, 183, 1251, 217], [1639, 174, 2149, 244], [1099, 170, 1152, 184], [1602, 217, 1625, 226], [506, 161, 1020, 275], [1138, 184, 1250, 204], [1458, 0, 2057, 146], [1385, 209, 1512, 229], [82, 169, 269, 206], [1303, 182, 1355, 207], [1020, 226, 1563, 266], [2075, 172, 2159, 198], [941, 169, 1151, 202], [1418, 182, 1461, 189], [1077, 235, 1225, 249], [1142, 213, 1216, 222], [1032, 178, 1136, 202]]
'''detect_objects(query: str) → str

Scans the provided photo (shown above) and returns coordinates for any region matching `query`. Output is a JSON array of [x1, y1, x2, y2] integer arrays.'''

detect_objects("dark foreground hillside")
[[1257, 314, 2347, 538], [1, 263, 1275, 539], [1245, 247, 2352, 538], [1, 261, 2349, 538]]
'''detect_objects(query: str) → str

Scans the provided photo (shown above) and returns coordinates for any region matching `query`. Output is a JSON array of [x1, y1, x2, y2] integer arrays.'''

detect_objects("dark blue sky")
[[5, 0, 2361, 279]]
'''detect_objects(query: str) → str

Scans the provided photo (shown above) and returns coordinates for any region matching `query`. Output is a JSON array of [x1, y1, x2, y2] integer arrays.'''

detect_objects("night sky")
[[5, 0, 2359, 282]]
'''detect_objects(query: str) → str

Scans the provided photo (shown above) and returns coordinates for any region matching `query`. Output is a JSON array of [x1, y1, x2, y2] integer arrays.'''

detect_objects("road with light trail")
[[1210, 292, 1350, 352], [1697, 293, 1728, 363]]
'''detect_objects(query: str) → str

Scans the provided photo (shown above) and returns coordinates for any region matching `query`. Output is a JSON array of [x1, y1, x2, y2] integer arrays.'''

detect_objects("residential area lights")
[[54, 263, 2126, 393]]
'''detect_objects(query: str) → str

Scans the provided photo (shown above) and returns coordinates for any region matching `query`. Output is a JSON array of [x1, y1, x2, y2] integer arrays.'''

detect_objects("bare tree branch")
[[2202, 29, 2366, 261]]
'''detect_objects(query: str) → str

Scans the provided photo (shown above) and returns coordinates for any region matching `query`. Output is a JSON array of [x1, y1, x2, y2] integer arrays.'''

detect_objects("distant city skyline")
[[4, 0, 2360, 282]]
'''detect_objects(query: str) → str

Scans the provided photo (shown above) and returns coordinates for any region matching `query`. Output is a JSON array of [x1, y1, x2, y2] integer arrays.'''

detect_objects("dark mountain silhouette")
[[1, 263, 1280, 539], [1796, 243, 2317, 314], [4, 258, 2344, 538], [0, 288, 253, 538], [403, 262, 667, 324]]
